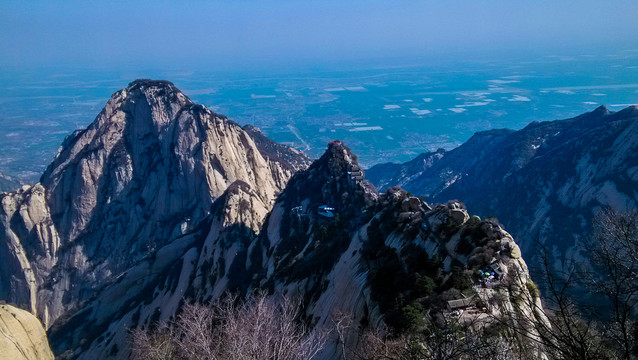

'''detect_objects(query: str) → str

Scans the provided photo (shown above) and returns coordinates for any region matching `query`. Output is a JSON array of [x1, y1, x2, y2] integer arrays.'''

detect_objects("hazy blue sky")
[[1, 0, 637, 71]]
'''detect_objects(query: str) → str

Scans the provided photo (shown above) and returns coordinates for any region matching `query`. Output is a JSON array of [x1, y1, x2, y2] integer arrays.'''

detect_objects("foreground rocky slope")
[[0, 303, 54, 360], [367, 105, 638, 271], [0, 79, 310, 329], [1, 80, 546, 359]]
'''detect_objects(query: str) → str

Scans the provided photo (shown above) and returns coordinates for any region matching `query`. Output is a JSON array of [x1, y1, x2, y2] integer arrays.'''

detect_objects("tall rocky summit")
[[0, 79, 311, 329], [1, 80, 546, 359]]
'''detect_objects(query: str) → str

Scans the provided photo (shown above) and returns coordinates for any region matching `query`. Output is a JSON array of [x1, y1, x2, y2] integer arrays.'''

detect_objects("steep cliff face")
[[0, 304, 54, 360], [0, 79, 310, 329], [45, 141, 546, 359], [0, 184, 57, 318], [49, 180, 272, 359], [48, 141, 378, 358], [367, 105, 638, 271], [255, 141, 381, 340]]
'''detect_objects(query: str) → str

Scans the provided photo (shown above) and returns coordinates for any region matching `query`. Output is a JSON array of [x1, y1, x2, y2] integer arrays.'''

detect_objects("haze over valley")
[[1, 51, 637, 183]]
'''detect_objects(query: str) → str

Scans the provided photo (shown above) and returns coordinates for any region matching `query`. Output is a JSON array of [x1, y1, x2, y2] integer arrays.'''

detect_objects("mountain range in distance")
[[366, 104, 638, 275], [0, 79, 636, 359]]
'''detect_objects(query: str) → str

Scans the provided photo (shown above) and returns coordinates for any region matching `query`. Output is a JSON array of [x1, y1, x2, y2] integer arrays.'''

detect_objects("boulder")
[[448, 208, 469, 226], [507, 241, 522, 259], [0, 304, 54, 360], [401, 196, 422, 212]]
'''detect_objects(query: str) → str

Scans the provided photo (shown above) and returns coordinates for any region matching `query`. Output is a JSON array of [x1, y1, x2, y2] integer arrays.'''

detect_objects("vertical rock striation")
[[0, 79, 310, 329]]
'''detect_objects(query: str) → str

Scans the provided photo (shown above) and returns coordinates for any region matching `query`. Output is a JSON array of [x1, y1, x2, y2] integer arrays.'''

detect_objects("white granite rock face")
[[46, 140, 546, 360], [0, 304, 54, 360], [0, 80, 310, 330], [0, 184, 59, 324]]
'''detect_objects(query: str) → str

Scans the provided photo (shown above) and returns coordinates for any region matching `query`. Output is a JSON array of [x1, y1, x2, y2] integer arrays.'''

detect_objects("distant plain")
[[1, 51, 637, 183]]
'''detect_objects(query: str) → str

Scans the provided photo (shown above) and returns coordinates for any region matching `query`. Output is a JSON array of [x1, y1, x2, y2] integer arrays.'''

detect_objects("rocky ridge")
[[50, 140, 547, 359], [367, 105, 638, 273]]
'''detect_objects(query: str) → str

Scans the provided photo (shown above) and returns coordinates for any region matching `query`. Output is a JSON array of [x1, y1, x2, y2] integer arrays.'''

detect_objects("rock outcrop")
[[0, 303, 54, 360]]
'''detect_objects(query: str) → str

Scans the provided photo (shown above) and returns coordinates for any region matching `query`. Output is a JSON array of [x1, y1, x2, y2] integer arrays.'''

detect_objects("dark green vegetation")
[[265, 141, 376, 288], [367, 105, 638, 288], [362, 190, 485, 340], [363, 213, 442, 333]]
